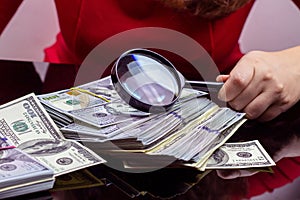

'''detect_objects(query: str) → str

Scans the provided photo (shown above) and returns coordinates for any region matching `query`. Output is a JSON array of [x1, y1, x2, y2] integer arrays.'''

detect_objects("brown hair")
[[159, 0, 251, 19]]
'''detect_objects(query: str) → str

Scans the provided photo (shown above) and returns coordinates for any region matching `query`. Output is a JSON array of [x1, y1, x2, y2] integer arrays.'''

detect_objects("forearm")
[[0, 0, 23, 35], [275, 45, 300, 76], [279, 45, 300, 60]]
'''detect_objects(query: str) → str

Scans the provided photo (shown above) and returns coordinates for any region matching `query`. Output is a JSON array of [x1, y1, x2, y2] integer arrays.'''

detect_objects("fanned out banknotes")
[[37, 76, 275, 171], [0, 93, 106, 198]]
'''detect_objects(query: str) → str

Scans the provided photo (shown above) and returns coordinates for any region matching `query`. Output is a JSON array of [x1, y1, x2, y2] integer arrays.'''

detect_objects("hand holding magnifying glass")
[[111, 48, 223, 113]]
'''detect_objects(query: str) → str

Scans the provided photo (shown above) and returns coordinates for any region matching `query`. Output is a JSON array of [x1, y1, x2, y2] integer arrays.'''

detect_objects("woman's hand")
[[217, 46, 300, 121]]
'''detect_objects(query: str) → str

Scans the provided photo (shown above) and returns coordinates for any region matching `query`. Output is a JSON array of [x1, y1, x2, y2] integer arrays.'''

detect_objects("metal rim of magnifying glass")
[[111, 48, 182, 113]]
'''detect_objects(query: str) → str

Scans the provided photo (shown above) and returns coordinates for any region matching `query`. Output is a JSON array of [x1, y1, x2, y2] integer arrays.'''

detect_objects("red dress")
[[45, 0, 255, 72], [42, 0, 254, 91]]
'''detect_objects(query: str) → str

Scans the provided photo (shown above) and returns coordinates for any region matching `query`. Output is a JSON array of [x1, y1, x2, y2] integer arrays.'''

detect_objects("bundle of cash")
[[0, 147, 54, 199], [38, 77, 207, 142], [0, 74, 276, 197], [0, 93, 106, 198], [37, 75, 275, 172], [38, 77, 150, 128], [0, 93, 106, 175]]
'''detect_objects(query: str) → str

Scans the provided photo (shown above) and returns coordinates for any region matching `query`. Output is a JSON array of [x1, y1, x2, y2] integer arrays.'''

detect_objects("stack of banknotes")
[[38, 76, 275, 171], [0, 76, 276, 198], [0, 94, 106, 198]]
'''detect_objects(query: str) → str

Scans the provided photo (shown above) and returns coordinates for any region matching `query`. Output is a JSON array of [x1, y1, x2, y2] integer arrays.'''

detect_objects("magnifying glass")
[[111, 48, 223, 113]]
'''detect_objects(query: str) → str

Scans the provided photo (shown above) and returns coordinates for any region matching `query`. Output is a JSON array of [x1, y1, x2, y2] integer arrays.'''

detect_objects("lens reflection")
[[117, 53, 180, 106]]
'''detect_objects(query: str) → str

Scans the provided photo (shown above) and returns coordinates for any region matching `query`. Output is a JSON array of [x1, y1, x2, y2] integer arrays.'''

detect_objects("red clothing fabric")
[[247, 157, 300, 198], [42, 0, 256, 92], [45, 0, 254, 76]]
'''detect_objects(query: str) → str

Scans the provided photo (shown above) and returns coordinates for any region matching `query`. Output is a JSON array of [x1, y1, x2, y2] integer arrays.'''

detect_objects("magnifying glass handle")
[[185, 80, 223, 93]]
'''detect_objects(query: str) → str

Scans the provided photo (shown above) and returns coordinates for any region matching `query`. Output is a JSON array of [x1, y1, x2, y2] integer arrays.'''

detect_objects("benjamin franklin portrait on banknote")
[[17, 139, 72, 156]]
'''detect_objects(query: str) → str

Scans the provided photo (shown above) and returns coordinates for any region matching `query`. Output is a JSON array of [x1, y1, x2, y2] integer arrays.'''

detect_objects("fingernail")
[[216, 75, 222, 82]]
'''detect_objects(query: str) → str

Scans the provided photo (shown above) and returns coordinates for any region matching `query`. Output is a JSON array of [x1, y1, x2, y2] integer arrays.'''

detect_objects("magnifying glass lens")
[[112, 48, 223, 113], [117, 53, 180, 106]]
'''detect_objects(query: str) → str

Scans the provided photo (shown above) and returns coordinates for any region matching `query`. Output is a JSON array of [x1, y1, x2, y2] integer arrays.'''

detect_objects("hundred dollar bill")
[[0, 93, 106, 176], [186, 119, 247, 170], [0, 94, 65, 145], [135, 105, 219, 154], [40, 93, 150, 128], [78, 76, 207, 104], [17, 139, 106, 176], [76, 76, 120, 101], [64, 97, 211, 144], [38, 89, 107, 127], [137, 98, 215, 146], [148, 107, 245, 161], [89, 98, 216, 150], [39, 76, 117, 112], [38, 77, 150, 128], [38, 76, 207, 128], [63, 88, 206, 129], [205, 140, 276, 169], [0, 148, 54, 189], [181, 109, 246, 162], [68, 99, 149, 128], [61, 117, 150, 141], [38, 89, 108, 113]]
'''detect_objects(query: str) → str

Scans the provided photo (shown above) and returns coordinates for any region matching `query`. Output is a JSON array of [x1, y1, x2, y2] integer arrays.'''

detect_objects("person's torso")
[[49, 0, 254, 79]]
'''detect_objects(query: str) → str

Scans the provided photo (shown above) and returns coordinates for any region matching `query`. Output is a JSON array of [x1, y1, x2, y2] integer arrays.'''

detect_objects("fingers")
[[216, 50, 299, 121], [216, 74, 229, 82], [257, 101, 289, 122], [224, 85, 285, 121], [218, 63, 254, 102], [227, 70, 264, 111]]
